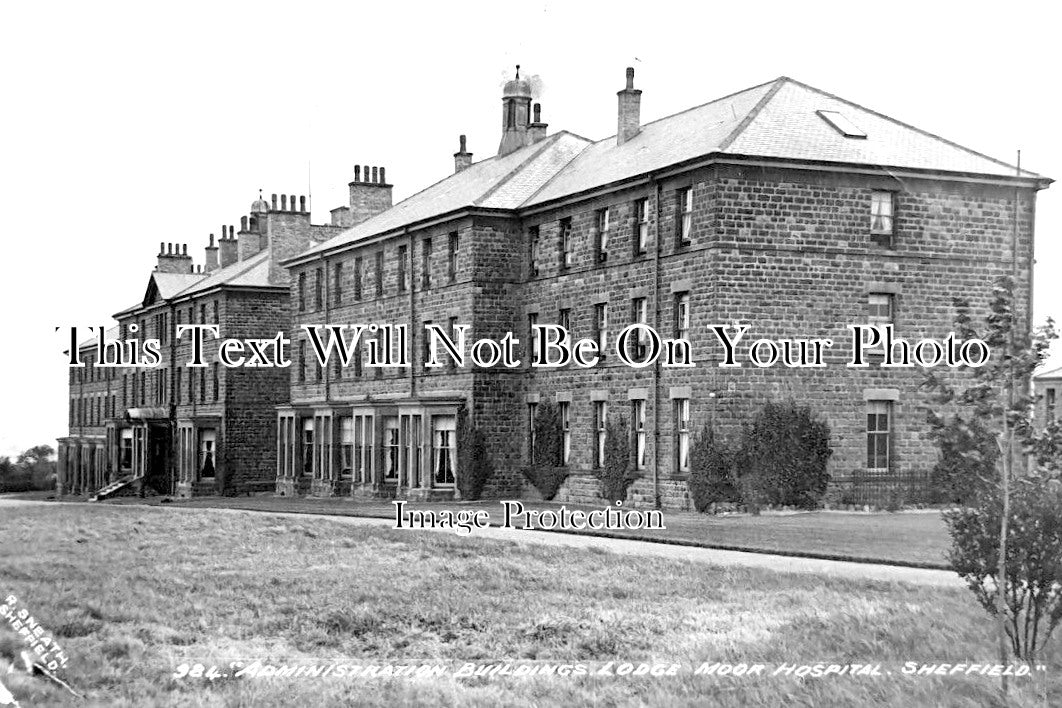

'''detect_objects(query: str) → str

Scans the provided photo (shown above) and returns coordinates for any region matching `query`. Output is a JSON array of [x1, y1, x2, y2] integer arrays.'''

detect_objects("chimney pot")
[[209, 233, 215, 247], [289, 195, 296, 212], [626, 67, 635, 90], [379, 167, 386, 184], [300, 195, 306, 212], [354, 165, 361, 182], [241, 215, 248, 231], [167, 243, 173, 255], [281, 194, 287, 211], [371, 167, 378, 183], [182, 243, 187, 256], [533, 103, 541, 122], [159, 242, 165, 255], [271, 193, 277, 210]]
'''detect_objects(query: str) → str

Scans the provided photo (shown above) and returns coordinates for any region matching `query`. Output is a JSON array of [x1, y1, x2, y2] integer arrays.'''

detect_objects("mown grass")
[[0, 504, 1055, 706]]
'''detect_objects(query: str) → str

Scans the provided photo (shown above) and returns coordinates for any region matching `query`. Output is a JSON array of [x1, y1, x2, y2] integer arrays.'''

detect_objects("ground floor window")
[[527, 402, 538, 463], [353, 414, 373, 484], [199, 428, 216, 479], [383, 417, 399, 481], [120, 429, 133, 472], [593, 401, 608, 468], [559, 402, 571, 465], [632, 400, 647, 470], [301, 418, 314, 476], [432, 415, 456, 486], [674, 398, 690, 473], [866, 401, 891, 473], [340, 416, 354, 479]]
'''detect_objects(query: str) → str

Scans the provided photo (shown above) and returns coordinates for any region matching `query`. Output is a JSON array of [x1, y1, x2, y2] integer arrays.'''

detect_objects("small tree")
[[456, 409, 493, 501], [736, 401, 832, 509], [688, 424, 737, 512], [522, 401, 568, 500], [924, 275, 1060, 690], [928, 417, 997, 504], [597, 415, 637, 503]]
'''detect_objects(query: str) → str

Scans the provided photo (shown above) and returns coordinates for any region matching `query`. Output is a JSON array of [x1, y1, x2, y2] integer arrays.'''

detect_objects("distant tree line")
[[0, 445, 56, 493]]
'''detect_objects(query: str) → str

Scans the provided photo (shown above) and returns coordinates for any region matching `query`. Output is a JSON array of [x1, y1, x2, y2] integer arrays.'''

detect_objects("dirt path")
[[0, 497, 962, 587]]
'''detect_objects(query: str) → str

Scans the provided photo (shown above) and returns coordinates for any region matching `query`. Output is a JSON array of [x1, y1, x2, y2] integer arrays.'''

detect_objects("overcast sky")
[[1, 1, 1058, 458]]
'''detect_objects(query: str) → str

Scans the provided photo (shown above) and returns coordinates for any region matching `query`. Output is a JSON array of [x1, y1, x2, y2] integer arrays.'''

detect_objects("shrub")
[[597, 415, 638, 503], [521, 466, 568, 500], [688, 424, 737, 512], [735, 400, 832, 509], [928, 417, 997, 505], [523, 401, 568, 499], [945, 474, 1062, 661], [456, 408, 493, 501]]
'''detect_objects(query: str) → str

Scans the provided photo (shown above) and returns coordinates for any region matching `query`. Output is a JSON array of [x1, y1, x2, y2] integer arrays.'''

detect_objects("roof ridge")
[[175, 248, 268, 297], [475, 133, 577, 207], [718, 77, 788, 152], [776, 76, 1040, 178]]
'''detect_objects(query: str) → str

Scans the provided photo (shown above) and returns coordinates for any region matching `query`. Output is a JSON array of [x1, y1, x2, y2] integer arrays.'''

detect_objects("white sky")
[[1, 1, 1060, 459]]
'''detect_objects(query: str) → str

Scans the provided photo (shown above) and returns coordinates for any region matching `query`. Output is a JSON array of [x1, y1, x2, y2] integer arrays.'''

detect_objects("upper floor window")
[[422, 238, 432, 288], [528, 313, 540, 363], [871, 191, 894, 245], [1047, 388, 1057, 422], [632, 399, 647, 471], [679, 187, 693, 245], [674, 292, 690, 340], [558, 308, 571, 338], [630, 297, 648, 359], [635, 198, 650, 255], [868, 292, 894, 328], [334, 262, 343, 306], [398, 245, 408, 292], [298, 272, 306, 312], [528, 226, 540, 277], [448, 231, 459, 282], [314, 267, 323, 310], [375, 251, 384, 297], [674, 398, 691, 473], [596, 207, 611, 262], [560, 218, 573, 269], [354, 256, 363, 300], [594, 303, 608, 353], [593, 401, 608, 469]]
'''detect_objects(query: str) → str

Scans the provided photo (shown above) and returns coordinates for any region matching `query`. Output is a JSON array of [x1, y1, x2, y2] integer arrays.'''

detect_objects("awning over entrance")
[[124, 408, 169, 422]]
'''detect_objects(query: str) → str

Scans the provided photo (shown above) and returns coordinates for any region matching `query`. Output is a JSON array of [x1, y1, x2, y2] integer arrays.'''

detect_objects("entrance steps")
[[89, 476, 137, 502]]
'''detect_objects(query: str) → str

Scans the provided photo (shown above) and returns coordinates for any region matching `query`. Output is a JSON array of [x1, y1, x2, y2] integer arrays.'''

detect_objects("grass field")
[[0, 503, 1054, 706]]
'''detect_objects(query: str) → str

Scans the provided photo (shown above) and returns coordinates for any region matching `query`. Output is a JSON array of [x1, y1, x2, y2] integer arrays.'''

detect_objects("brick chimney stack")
[[218, 226, 238, 268], [528, 103, 548, 144], [617, 67, 642, 145], [204, 234, 219, 272], [347, 164, 392, 226], [454, 134, 473, 173], [156, 242, 193, 274]]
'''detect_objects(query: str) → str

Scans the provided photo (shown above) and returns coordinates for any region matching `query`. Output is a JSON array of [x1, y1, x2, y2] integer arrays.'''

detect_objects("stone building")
[[57, 190, 367, 498], [1034, 365, 1062, 429], [278, 68, 1050, 508]]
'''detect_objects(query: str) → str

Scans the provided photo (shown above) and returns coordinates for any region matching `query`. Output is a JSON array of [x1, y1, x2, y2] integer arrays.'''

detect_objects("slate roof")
[[77, 324, 120, 351], [1035, 365, 1062, 380], [151, 273, 204, 299], [286, 75, 1049, 263], [174, 249, 275, 298]]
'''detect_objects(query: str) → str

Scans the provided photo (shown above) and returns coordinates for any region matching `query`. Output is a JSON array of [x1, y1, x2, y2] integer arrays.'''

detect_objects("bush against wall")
[[597, 415, 638, 504], [736, 401, 832, 509], [521, 401, 568, 500], [928, 417, 997, 505], [688, 424, 737, 512], [456, 408, 493, 501]]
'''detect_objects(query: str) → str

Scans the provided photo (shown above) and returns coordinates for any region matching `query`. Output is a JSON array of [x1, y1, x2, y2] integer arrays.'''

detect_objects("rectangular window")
[[675, 398, 690, 473], [354, 256, 363, 300], [298, 272, 306, 312], [422, 238, 432, 288], [632, 399, 647, 471], [868, 292, 894, 328], [301, 418, 314, 476], [334, 355, 343, 380], [527, 402, 538, 463], [528, 226, 540, 277], [596, 207, 610, 262], [559, 401, 571, 465], [1047, 388, 1057, 422], [635, 198, 650, 255], [594, 303, 608, 353], [866, 401, 891, 473], [375, 251, 384, 297], [448, 231, 458, 282], [298, 341, 306, 383], [560, 217, 573, 269], [432, 415, 457, 486], [559, 308, 571, 338], [529, 313, 540, 363], [674, 292, 690, 339], [679, 187, 693, 245], [120, 429, 133, 471], [630, 297, 648, 359], [383, 417, 399, 481], [447, 317, 459, 370], [334, 261, 343, 306], [340, 416, 354, 479], [212, 363, 219, 402], [199, 363, 205, 401], [871, 191, 894, 244], [593, 401, 608, 469], [398, 244, 408, 292], [199, 428, 217, 480]]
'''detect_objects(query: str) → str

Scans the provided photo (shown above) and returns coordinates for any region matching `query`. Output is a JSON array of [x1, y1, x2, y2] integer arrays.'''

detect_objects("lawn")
[[0, 504, 1054, 706], [167, 494, 951, 568]]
